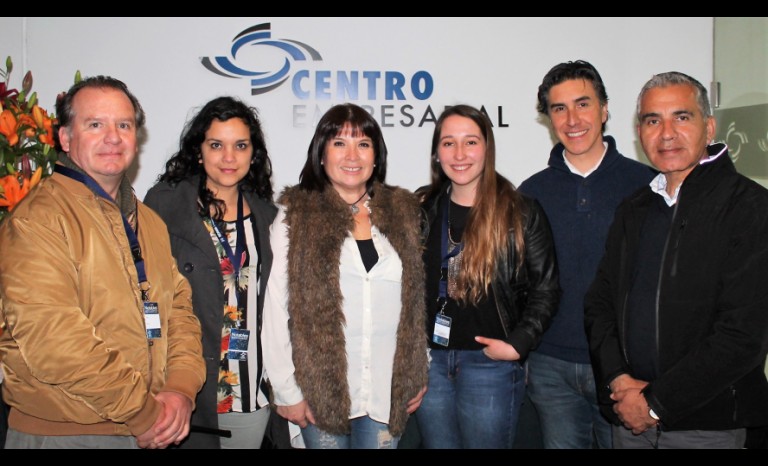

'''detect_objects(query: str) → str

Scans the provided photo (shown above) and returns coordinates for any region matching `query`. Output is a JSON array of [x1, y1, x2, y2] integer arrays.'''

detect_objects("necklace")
[[347, 191, 368, 215], [447, 200, 461, 246]]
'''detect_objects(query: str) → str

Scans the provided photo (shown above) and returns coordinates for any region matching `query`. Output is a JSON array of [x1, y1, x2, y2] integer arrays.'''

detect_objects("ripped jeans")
[[301, 415, 399, 449]]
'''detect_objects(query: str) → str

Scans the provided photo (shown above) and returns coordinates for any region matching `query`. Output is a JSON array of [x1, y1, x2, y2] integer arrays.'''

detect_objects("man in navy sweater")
[[518, 60, 655, 449]]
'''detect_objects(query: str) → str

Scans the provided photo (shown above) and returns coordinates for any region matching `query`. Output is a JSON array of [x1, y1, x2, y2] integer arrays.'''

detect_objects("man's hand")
[[136, 425, 157, 449], [475, 336, 520, 361], [609, 375, 656, 434], [609, 373, 647, 394], [276, 400, 315, 428], [406, 386, 427, 414], [137, 391, 194, 449]]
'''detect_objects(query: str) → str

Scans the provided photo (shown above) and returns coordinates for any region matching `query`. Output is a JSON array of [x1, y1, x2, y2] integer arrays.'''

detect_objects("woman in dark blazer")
[[145, 96, 277, 449]]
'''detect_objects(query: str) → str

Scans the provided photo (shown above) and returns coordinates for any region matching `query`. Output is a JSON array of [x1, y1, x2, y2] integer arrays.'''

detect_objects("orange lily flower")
[[0, 109, 19, 146], [40, 116, 55, 146], [31, 105, 55, 146], [17, 113, 37, 138], [0, 174, 30, 211]]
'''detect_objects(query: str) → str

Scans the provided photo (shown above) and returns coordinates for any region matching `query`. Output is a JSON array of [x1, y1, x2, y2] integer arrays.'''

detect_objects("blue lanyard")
[[209, 191, 246, 283], [439, 197, 463, 299], [54, 165, 149, 297]]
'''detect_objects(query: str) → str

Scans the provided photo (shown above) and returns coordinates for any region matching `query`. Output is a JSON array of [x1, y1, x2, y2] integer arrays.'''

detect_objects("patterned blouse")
[[203, 216, 263, 413]]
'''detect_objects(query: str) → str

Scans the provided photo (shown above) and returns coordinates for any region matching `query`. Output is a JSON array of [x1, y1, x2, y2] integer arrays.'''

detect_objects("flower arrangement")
[[0, 56, 59, 222]]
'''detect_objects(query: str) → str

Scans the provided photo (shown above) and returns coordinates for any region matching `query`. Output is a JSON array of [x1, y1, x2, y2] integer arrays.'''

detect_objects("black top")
[[424, 198, 505, 350], [356, 239, 379, 272]]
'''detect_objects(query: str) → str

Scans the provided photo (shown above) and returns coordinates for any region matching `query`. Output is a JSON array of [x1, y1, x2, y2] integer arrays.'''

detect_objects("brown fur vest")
[[279, 182, 428, 436]]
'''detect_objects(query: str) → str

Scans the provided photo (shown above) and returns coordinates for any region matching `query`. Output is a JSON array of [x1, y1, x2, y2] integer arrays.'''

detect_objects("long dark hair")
[[159, 96, 273, 221], [298, 103, 387, 195]]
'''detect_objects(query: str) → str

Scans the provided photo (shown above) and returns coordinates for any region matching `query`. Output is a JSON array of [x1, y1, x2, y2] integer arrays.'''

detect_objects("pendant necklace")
[[347, 191, 368, 215]]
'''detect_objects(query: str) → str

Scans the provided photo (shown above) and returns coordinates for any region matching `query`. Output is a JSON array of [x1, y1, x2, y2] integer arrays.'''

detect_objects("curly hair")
[[158, 96, 273, 221]]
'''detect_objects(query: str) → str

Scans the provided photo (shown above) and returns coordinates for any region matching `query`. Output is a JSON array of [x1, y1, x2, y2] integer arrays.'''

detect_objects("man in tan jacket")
[[0, 76, 205, 449]]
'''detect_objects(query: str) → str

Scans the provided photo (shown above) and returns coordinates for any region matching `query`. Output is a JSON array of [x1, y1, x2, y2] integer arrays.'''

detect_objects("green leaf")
[[28, 92, 38, 108]]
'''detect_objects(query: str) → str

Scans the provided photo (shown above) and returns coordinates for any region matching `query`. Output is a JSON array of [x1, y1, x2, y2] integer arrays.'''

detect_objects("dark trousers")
[[261, 408, 294, 449]]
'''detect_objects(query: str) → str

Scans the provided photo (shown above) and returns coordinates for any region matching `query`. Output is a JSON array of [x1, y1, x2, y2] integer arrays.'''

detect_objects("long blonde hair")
[[424, 105, 526, 305]]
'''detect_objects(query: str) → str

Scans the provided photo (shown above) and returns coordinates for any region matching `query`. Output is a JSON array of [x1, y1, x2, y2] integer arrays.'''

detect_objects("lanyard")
[[209, 191, 246, 284], [439, 197, 463, 300], [54, 165, 149, 297]]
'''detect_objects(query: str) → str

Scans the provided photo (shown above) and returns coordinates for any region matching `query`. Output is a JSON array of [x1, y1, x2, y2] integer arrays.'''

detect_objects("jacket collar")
[[161, 176, 276, 262], [680, 143, 734, 188]]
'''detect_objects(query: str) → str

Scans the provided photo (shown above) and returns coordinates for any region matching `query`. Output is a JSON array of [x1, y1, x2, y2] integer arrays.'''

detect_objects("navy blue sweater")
[[518, 136, 655, 364]]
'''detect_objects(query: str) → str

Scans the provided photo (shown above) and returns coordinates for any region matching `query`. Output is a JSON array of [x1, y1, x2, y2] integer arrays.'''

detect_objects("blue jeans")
[[301, 415, 399, 449], [416, 349, 525, 449], [527, 351, 612, 449]]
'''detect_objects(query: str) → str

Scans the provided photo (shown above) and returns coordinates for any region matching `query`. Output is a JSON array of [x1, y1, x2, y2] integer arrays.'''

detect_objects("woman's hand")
[[276, 399, 316, 428], [406, 386, 428, 414], [475, 336, 520, 361]]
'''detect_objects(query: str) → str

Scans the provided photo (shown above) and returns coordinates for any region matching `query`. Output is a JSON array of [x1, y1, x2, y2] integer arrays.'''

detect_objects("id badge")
[[432, 314, 451, 347], [143, 302, 161, 339], [227, 328, 250, 361]]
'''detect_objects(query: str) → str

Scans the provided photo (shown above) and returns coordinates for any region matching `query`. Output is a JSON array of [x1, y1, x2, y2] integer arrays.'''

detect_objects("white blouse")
[[262, 205, 403, 426]]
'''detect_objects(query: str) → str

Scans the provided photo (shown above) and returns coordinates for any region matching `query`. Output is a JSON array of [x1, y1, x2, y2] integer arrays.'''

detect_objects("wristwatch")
[[649, 408, 660, 421]]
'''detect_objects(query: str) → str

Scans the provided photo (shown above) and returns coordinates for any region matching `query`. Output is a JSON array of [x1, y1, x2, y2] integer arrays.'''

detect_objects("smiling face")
[[547, 78, 608, 161], [436, 114, 487, 199], [637, 83, 715, 189], [58, 87, 138, 197], [201, 118, 253, 196], [322, 124, 375, 201]]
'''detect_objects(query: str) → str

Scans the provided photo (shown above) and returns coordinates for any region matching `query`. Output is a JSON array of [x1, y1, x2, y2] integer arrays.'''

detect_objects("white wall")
[[1, 17, 713, 199]]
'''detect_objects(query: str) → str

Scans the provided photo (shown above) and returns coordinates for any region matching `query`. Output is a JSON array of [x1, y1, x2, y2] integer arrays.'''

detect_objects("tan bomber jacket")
[[0, 172, 205, 437]]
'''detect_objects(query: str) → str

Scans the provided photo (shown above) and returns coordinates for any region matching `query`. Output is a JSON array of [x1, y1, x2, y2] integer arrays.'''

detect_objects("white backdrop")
[[1, 17, 713, 199]]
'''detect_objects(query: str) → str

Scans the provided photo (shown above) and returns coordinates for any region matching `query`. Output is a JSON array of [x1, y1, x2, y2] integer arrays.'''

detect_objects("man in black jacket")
[[585, 71, 768, 449]]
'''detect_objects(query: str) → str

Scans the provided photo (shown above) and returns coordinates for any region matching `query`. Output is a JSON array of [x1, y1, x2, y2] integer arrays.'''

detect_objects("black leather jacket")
[[419, 182, 561, 361]]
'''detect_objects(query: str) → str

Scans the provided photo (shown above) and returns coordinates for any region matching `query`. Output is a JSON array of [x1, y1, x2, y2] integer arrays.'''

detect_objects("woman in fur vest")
[[262, 103, 428, 449], [415, 105, 561, 448]]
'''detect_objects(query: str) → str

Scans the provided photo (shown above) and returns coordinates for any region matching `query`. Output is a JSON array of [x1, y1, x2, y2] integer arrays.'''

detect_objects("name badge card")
[[433, 314, 451, 347], [227, 328, 250, 361], [144, 302, 161, 339]]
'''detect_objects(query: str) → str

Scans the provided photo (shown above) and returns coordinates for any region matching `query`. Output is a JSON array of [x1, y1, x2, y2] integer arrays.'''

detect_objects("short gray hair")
[[636, 72, 711, 121]]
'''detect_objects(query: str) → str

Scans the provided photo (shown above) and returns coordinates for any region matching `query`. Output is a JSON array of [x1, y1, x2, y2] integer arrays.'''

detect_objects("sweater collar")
[[548, 135, 621, 176]]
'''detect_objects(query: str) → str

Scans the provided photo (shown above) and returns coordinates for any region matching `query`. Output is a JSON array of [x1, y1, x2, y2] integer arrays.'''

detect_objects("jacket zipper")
[[652, 201, 681, 374]]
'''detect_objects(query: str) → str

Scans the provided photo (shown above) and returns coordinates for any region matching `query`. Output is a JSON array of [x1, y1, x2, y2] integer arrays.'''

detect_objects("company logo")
[[201, 23, 322, 95], [200, 22, 507, 129]]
